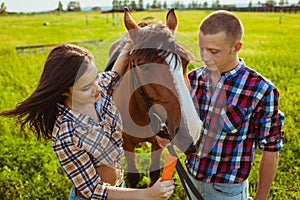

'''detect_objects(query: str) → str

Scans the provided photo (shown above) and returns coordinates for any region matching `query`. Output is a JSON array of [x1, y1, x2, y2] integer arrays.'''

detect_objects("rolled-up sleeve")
[[254, 88, 284, 151], [99, 71, 120, 95]]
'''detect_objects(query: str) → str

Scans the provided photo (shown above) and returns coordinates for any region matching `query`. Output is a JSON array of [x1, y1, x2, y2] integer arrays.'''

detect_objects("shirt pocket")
[[210, 182, 243, 197], [222, 104, 248, 134]]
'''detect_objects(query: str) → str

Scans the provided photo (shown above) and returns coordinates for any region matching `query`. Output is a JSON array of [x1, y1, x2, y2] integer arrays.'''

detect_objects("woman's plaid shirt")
[[52, 71, 123, 199], [186, 60, 284, 183]]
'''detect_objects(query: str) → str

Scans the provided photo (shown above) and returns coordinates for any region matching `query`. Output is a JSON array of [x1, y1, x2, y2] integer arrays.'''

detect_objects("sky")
[[1, 0, 298, 13]]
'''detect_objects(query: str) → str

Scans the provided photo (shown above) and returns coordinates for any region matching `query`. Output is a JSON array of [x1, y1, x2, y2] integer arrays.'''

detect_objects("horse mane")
[[105, 21, 196, 73]]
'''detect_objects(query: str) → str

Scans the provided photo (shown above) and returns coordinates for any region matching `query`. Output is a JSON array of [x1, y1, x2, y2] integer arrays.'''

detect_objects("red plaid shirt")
[[186, 60, 284, 183]]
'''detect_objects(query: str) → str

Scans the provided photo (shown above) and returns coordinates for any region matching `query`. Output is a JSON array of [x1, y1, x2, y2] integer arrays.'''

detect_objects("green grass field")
[[0, 10, 299, 199]]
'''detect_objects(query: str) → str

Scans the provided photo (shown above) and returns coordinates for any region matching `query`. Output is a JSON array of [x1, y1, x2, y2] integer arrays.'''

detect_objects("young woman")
[[0, 43, 174, 200]]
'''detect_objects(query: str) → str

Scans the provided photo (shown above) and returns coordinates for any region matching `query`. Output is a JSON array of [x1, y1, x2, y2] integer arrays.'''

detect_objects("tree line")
[[1, 0, 299, 15], [112, 0, 299, 10]]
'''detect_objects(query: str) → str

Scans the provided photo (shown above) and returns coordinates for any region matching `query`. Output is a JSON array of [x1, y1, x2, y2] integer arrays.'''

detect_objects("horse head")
[[113, 8, 202, 154]]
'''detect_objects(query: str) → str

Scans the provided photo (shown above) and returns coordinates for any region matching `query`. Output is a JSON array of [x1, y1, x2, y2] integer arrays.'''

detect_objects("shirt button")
[[205, 123, 209, 129]]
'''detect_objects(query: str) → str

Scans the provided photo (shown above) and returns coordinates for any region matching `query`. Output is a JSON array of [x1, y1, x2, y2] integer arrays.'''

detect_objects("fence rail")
[[187, 6, 299, 13], [16, 39, 103, 54]]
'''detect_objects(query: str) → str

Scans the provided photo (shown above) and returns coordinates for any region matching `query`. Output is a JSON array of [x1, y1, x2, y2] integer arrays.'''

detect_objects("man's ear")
[[234, 42, 242, 52]]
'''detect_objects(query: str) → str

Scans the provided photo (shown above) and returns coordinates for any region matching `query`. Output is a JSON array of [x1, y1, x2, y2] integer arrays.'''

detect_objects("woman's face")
[[65, 61, 100, 110]]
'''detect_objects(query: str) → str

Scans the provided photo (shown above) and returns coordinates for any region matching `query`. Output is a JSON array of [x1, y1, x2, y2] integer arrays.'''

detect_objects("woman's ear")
[[62, 88, 71, 98], [62, 89, 72, 108], [62, 92, 68, 97]]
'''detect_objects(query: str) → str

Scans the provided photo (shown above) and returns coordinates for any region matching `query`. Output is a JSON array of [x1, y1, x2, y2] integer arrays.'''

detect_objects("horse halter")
[[151, 113, 173, 141]]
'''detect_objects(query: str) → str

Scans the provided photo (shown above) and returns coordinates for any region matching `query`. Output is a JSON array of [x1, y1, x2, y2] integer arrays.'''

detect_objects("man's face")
[[198, 31, 238, 73]]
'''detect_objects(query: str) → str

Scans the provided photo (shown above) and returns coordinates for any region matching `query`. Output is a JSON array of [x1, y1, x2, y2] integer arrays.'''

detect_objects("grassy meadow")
[[0, 10, 299, 199]]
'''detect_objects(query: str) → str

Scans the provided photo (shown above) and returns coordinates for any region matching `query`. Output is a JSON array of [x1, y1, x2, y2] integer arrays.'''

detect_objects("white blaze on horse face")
[[165, 54, 202, 147]]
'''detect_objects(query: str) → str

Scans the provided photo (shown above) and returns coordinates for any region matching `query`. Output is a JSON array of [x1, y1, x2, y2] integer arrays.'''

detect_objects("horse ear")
[[166, 8, 177, 32], [124, 7, 139, 40]]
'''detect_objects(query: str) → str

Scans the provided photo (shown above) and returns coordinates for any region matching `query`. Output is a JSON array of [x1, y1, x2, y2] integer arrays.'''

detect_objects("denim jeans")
[[68, 182, 127, 200], [68, 187, 86, 200], [186, 174, 249, 200]]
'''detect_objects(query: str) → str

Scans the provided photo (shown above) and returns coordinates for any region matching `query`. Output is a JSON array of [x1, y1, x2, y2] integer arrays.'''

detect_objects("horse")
[[106, 7, 202, 188]]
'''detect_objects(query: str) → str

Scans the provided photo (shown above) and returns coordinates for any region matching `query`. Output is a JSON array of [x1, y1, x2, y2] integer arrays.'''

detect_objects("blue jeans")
[[186, 174, 249, 200], [68, 187, 86, 200], [68, 182, 127, 200]]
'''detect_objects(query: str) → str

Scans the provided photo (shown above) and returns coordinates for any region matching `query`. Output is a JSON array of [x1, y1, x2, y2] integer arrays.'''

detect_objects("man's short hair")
[[200, 10, 244, 45]]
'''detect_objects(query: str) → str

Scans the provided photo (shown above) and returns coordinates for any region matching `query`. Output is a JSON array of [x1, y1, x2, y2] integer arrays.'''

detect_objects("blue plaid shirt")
[[186, 59, 284, 183], [52, 71, 123, 199]]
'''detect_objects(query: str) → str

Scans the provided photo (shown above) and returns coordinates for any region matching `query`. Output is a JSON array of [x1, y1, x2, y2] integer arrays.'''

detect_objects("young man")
[[157, 10, 284, 200]]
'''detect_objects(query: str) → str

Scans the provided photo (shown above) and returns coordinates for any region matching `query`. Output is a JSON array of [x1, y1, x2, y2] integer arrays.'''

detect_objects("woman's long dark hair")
[[0, 44, 93, 140]]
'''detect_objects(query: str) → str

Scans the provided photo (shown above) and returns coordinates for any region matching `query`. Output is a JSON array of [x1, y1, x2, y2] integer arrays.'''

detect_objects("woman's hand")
[[119, 40, 132, 56], [156, 136, 171, 149], [111, 40, 132, 76], [146, 178, 174, 200]]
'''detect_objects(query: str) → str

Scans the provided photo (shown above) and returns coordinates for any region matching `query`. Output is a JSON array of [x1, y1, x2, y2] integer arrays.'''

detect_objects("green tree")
[[284, 0, 289, 5], [212, 0, 220, 7], [172, 1, 185, 9], [67, 1, 81, 11], [248, 0, 253, 7], [112, 0, 118, 10], [58, 1, 63, 12], [124, 0, 130, 7], [0, 2, 7, 15], [172, 1, 180, 9], [151, 0, 159, 8], [279, 0, 284, 5], [157, 1, 162, 9], [146, 3, 150, 9], [190, 0, 198, 8], [265, 0, 276, 6], [163, 0, 167, 9], [118, 1, 123, 9], [138, 0, 144, 9], [131, 0, 137, 9]]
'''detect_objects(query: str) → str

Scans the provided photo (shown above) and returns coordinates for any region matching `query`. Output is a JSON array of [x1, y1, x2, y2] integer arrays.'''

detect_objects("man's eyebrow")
[[207, 47, 220, 51]]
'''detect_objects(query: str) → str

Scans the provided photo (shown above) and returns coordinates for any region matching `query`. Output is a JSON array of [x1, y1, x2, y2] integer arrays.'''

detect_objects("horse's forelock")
[[130, 27, 193, 71]]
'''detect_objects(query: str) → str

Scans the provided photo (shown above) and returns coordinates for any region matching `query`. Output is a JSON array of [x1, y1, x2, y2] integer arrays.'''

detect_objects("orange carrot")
[[161, 153, 178, 181]]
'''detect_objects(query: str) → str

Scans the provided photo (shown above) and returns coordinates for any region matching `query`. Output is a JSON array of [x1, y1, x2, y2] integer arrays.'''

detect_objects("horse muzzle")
[[150, 112, 199, 154]]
